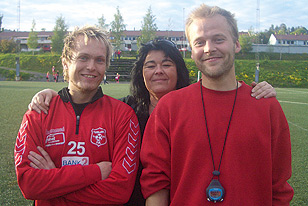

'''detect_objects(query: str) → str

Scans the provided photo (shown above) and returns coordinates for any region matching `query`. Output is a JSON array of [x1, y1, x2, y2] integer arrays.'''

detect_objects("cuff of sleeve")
[[83, 164, 101, 184]]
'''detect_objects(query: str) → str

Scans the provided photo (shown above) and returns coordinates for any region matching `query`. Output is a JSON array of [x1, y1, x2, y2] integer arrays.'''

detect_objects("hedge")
[[0, 53, 62, 73], [0, 68, 33, 81], [183, 59, 308, 87], [0, 53, 307, 88]]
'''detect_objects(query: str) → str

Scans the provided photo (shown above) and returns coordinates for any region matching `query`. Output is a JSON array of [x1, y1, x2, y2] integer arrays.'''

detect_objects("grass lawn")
[[276, 88, 308, 205], [0, 81, 307, 205]]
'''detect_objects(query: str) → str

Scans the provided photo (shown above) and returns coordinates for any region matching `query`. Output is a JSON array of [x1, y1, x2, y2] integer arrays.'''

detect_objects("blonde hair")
[[62, 25, 113, 81], [185, 4, 239, 45]]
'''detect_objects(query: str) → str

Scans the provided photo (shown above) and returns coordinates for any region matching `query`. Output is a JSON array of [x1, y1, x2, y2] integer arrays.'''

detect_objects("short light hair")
[[185, 4, 239, 45], [61, 25, 113, 81]]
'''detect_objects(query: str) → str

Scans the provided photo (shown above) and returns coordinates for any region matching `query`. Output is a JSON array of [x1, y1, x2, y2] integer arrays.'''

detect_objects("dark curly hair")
[[130, 39, 190, 116]]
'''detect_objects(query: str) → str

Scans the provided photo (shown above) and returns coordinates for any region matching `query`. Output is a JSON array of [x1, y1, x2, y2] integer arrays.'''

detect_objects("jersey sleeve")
[[63, 110, 140, 205], [270, 101, 294, 205], [14, 111, 101, 200], [140, 105, 171, 199]]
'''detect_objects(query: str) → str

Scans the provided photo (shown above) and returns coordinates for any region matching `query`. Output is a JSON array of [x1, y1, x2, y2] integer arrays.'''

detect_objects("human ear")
[[235, 40, 241, 53], [62, 59, 69, 70]]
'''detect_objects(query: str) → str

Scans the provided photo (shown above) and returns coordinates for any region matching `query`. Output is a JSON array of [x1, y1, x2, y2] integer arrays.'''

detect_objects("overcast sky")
[[1, 0, 307, 32]]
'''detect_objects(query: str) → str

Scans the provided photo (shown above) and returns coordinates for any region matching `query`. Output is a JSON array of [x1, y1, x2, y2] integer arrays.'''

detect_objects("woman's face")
[[143, 50, 178, 99]]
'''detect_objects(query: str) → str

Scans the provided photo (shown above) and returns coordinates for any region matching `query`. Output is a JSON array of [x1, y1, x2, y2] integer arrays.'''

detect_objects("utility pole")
[[16, 0, 21, 81], [182, 8, 186, 58], [0, 14, 3, 31], [255, 0, 260, 83]]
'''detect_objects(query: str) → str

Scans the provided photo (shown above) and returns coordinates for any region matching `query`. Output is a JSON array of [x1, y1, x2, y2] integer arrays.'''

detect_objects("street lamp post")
[[182, 8, 186, 58]]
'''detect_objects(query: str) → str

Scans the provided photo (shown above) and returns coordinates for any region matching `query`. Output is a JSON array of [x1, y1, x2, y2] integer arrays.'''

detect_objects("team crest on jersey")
[[90, 128, 107, 147]]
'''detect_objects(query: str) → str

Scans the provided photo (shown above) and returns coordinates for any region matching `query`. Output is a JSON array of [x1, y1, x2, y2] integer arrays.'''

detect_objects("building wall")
[[252, 44, 308, 54], [268, 34, 278, 45]]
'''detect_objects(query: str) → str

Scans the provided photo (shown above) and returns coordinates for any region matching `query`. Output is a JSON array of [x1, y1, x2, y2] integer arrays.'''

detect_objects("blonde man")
[[14, 26, 140, 205], [140, 4, 293, 205]]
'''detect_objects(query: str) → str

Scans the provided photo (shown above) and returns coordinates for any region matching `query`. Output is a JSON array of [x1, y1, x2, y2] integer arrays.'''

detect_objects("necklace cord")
[[218, 81, 238, 171], [200, 81, 216, 171], [200, 80, 238, 179]]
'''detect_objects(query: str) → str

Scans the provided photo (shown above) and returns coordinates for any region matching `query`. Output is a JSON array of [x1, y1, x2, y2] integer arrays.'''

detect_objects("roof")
[[0, 31, 53, 40], [122, 30, 185, 37], [273, 34, 308, 41], [1, 30, 185, 40], [0, 30, 252, 41]]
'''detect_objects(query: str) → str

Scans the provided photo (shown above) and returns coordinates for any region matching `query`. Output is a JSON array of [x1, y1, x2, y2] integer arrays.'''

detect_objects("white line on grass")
[[288, 121, 308, 132], [277, 88, 308, 94], [279, 100, 308, 105]]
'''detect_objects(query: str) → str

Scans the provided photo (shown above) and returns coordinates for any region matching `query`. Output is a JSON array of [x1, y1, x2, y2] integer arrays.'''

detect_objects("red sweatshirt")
[[15, 88, 140, 205], [141, 81, 293, 205]]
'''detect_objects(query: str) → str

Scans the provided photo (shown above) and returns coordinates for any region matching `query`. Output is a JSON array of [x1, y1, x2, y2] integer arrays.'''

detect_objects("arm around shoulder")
[[146, 189, 170, 206]]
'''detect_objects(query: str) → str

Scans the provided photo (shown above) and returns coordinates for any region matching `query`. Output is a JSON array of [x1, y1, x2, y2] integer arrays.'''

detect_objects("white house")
[[269, 34, 308, 46], [251, 34, 308, 54]]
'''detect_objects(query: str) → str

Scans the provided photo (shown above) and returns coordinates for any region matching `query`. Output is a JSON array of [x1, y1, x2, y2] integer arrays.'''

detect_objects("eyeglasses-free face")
[[142, 50, 178, 100]]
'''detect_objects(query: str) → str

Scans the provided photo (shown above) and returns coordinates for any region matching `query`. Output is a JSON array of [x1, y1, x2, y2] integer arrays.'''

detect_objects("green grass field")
[[0, 81, 307, 205]]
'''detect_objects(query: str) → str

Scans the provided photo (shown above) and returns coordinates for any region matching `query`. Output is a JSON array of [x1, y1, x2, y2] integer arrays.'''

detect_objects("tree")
[[291, 27, 308, 35], [0, 39, 17, 53], [278, 23, 288, 35], [51, 15, 68, 53], [97, 14, 109, 30], [110, 6, 126, 50], [137, 6, 158, 48], [257, 32, 271, 44], [239, 34, 252, 55], [27, 19, 38, 54]]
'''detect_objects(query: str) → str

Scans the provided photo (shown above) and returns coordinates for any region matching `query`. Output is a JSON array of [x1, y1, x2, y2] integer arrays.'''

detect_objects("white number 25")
[[67, 141, 86, 155]]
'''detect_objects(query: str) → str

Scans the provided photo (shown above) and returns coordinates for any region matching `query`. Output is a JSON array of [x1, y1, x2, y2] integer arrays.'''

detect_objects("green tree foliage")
[[97, 14, 109, 31], [51, 15, 68, 54], [137, 6, 158, 48], [291, 27, 308, 35], [0, 39, 17, 53], [27, 19, 38, 54], [278, 23, 287, 35], [239, 34, 252, 54], [255, 32, 271, 44], [110, 6, 126, 50]]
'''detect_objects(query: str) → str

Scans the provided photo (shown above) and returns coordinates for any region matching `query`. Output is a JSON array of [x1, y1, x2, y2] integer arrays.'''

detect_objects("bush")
[[234, 60, 308, 88], [185, 59, 308, 88], [0, 68, 33, 80], [0, 53, 307, 88], [236, 52, 308, 61], [0, 53, 62, 73]]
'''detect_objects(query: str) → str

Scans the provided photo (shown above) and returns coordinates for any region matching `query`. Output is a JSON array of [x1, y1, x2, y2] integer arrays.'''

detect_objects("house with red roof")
[[269, 34, 308, 46]]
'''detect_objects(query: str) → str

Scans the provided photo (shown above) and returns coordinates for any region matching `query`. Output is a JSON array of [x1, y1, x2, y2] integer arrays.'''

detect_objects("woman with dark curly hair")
[[121, 39, 190, 137]]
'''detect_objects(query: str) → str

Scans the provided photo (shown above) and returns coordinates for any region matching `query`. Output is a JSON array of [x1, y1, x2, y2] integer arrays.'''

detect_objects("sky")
[[1, 0, 307, 33]]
